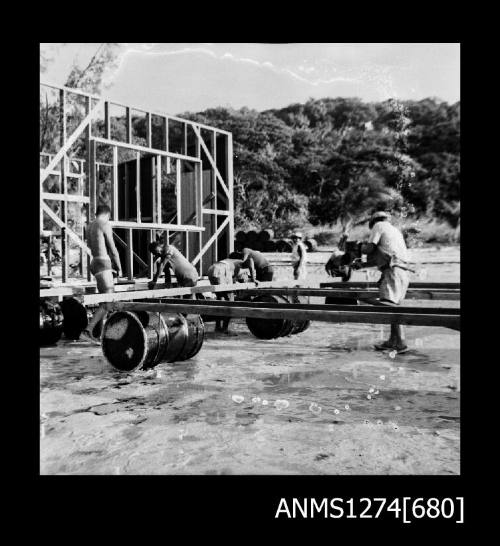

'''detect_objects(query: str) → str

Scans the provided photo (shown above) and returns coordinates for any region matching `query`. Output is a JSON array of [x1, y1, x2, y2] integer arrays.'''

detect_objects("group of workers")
[[81, 205, 410, 353]]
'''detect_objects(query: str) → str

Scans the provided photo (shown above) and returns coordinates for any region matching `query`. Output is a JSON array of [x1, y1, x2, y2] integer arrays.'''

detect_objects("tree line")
[[181, 96, 460, 235]]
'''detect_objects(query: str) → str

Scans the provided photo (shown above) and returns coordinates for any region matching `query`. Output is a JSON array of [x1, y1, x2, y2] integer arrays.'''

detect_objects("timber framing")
[[40, 80, 234, 283]]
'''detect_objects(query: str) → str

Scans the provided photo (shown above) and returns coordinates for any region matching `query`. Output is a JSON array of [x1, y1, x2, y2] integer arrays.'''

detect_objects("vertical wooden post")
[[126, 107, 132, 143], [164, 117, 169, 152], [104, 101, 110, 139], [213, 131, 218, 262], [227, 133, 234, 254], [112, 147, 118, 221], [85, 97, 92, 281], [184, 123, 187, 155], [148, 229, 155, 279], [136, 151, 141, 223], [176, 158, 181, 225], [156, 155, 162, 224], [126, 228, 133, 280], [146, 112, 151, 148], [59, 88, 68, 283], [47, 235, 52, 276]]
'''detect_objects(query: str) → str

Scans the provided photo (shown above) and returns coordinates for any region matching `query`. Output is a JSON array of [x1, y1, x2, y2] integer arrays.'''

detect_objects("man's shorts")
[[94, 270, 115, 293], [177, 276, 197, 288], [90, 257, 114, 293], [257, 265, 274, 282], [379, 266, 409, 305]]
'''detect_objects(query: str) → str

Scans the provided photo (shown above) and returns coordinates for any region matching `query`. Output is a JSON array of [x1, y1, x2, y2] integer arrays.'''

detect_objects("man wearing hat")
[[359, 211, 411, 353], [290, 232, 307, 280]]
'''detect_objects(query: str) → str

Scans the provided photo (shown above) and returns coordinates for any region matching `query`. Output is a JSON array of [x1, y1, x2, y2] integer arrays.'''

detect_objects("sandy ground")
[[40, 246, 460, 475]]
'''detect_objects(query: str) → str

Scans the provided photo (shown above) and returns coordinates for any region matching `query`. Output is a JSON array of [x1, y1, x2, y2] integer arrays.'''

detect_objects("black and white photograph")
[[39, 43, 460, 481]]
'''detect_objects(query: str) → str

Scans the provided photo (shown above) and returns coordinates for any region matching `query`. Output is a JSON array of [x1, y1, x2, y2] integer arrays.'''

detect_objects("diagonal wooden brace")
[[192, 215, 230, 265], [40, 99, 104, 185], [192, 125, 230, 198], [41, 202, 92, 256]]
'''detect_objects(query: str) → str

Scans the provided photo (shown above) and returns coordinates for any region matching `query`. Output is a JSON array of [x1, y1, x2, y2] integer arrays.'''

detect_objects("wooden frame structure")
[[40, 81, 234, 284]]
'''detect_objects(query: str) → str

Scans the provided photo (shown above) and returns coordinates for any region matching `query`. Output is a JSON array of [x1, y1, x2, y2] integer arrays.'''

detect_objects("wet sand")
[[40, 246, 460, 475]]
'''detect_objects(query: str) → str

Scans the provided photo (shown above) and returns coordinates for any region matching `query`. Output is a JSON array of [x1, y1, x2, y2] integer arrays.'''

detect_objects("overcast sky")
[[41, 43, 460, 115]]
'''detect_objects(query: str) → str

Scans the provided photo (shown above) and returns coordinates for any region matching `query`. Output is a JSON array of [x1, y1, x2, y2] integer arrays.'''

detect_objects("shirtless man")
[[240, 247, 274, 282], [148, 240, 199, 292], [207, 258, 245, 334], [81, 205, 122, 344]]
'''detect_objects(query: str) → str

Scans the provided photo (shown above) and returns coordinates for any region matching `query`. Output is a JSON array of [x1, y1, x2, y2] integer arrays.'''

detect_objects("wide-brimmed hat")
[[291, 232, 303, 239], [370, 211, 390, 221]]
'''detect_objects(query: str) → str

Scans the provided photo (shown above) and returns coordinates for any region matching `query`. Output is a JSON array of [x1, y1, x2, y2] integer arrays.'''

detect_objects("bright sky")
[[41, 43, 460, 115]]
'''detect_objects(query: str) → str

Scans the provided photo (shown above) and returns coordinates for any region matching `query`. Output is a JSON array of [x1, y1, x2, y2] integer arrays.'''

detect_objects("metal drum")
[[60, 297, 89, 340], [246, 294, 296, 339], [101, 311, 205, 372], [288, 295, 311, 335], [177, 314, 205, 360], [40, 299, 64, 346]]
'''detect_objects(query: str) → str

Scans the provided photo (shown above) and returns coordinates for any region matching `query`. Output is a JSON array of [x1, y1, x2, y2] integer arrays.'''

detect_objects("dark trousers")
[[256, 266, 274, 282]]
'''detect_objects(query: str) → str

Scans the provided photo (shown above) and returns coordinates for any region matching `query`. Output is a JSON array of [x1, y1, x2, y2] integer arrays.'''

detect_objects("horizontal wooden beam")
[[41, 192, 90, 203], [80, 279, 299, 305], [92, 137, 202, 164], [130, 297, 460, 316], [109, 221, 204, 232], [106, 301, 460, 330], [242, 287, 460, 301], [320, 281, 460, 290]]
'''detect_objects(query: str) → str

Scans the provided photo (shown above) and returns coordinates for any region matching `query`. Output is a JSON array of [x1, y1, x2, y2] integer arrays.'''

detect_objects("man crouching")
[[148, 240, 198, 297]]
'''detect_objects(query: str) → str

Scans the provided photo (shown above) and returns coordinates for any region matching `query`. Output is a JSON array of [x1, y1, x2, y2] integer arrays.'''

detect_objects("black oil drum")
[[101, 311, 204, 372], [40, 299, 64, 346], [59, 297, 100, 340], [246, 294, 295, 339]]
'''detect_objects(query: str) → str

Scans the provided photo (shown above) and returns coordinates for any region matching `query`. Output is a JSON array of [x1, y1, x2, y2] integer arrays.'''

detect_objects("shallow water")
[[40, 247, 460, 475]]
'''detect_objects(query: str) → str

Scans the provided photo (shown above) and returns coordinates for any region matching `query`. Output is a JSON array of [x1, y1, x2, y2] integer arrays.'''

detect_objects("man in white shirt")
[[360, 211, 411, 353]]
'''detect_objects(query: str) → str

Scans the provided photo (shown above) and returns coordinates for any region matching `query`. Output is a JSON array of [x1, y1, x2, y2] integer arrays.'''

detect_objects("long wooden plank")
[[107, 301, 460, 330], [81, 279, 299, 305], [320, 281, 460, 290], [243, 287, 460, 301], [135, 298, 460, 316], [92, 137, 203, 164]]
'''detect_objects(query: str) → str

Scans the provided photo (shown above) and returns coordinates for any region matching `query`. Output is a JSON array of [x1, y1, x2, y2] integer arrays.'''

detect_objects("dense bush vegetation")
[[181, 97, 460, 237]]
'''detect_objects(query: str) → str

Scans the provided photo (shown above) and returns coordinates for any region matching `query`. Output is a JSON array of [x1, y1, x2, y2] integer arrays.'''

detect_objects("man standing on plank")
[[359, 211, 412, 354], [240, 247, 274, 282], [148, 240, 199, 292], [290, 232, 307, 280], [207, 258, 246, 334], [81, 204, 122, 344]]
